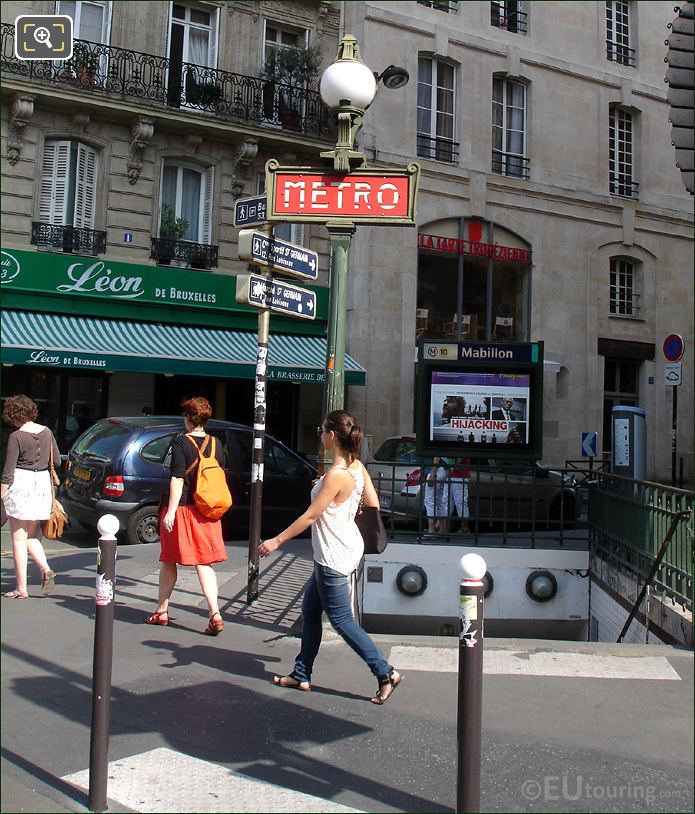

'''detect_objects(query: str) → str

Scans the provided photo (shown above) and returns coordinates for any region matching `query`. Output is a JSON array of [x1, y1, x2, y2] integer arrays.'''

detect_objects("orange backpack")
[[184, 434, 233, 520]]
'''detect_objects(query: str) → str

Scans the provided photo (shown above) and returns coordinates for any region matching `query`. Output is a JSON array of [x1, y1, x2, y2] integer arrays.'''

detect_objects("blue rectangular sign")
[[233, 195, 268, 228], [236, 274, 316, 320], [238, 229, 319, 281], [581, 432, 598, 457]]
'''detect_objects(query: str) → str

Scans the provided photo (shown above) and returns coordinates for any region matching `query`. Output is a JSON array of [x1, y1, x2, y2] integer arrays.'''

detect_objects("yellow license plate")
[[74, 466, 91, 481]]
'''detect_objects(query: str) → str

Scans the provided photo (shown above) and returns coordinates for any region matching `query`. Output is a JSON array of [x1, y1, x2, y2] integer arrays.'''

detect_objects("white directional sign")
[[238, 229, 319, 281], [236, 274, 316, 320], [233, 195, 268, 228], [665, 361, 682, 386], [581, 432, 598, 457]]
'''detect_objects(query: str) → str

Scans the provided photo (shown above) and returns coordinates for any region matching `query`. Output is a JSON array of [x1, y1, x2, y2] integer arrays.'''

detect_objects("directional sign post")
[[233, 194, 268, 228], [238, 229, 319, 281], [581, 431, 598, 471], [663, 334, 686, 486], [236, 274, 316, 320]]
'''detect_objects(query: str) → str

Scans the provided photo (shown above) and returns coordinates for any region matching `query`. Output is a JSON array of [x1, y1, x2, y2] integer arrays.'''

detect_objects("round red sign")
[[663, 334, 685, 362]]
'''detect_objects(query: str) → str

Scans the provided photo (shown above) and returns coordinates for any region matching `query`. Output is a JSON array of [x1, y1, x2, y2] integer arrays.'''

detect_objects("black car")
[[60, 417, 316, 544]]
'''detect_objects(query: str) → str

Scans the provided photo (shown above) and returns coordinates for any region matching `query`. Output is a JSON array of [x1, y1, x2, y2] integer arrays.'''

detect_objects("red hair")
[[181, 396, 212, 427]]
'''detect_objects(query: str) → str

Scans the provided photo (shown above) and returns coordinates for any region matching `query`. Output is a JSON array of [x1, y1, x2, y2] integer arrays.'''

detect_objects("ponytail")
[[324, 409, 364, 463]]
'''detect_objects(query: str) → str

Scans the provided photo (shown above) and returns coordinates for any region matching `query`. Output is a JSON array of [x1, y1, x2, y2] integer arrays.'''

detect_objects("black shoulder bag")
[[354, 466, 388, 555]]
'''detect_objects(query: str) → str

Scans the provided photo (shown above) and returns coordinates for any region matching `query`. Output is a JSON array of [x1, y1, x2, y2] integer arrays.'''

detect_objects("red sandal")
[[145, 610, 169, 626], [204, 612, 224, 636]]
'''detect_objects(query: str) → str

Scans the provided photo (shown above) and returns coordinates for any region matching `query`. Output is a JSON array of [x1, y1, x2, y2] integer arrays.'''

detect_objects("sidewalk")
[[1, 537, 693, 813]]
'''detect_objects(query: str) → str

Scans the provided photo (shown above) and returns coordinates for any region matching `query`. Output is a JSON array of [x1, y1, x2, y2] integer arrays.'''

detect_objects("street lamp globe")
[[320, 58, 377, 111]]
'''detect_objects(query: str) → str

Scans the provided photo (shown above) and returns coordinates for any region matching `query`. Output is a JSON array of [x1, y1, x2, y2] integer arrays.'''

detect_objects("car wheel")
[[126, 505, 160, 545]]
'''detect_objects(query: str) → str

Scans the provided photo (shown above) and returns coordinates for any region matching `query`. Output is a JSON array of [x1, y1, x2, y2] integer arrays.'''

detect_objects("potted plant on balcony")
[[193, 79, 222, 111], [157, 204, 188, 265], [72, 42, 100, 87], [261, 41, 322, 131]]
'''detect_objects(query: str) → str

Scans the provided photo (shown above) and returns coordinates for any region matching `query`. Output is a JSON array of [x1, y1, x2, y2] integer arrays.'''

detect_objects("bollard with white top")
[[456, 553, 486, 814], [88, 514, 119, 813]]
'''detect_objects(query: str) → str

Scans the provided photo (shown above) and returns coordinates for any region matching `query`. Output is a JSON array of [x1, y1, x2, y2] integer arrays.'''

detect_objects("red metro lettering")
[[275, 175, 409, 218]]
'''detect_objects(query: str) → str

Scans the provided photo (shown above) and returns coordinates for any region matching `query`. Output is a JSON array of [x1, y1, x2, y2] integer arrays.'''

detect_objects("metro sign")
[[265, 160, 420, 225]]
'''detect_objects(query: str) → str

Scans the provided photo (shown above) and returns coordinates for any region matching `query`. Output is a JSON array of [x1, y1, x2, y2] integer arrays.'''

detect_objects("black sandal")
[[370, 670, 402, 705]]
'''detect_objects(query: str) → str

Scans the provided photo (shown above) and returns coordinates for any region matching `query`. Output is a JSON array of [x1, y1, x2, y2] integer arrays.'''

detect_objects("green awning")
[[0, 310, 366, 386]]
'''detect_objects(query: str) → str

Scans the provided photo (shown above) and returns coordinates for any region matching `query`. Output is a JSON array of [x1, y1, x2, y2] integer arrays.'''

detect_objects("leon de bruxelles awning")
[[0, 310, 366, 386]]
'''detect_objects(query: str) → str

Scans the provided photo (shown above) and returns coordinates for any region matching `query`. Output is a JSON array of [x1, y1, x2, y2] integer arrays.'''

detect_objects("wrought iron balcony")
[[151, 238, 218, 270], [609, 176, 639, 199], [417, 0, 459, 12], [1, 24, 330, 139], [491, 3, 528, 34], [606, 40, 636, 67], [492, 150, 530, 179], [417, 133, 460, 163], [31, 222, 106, 255]]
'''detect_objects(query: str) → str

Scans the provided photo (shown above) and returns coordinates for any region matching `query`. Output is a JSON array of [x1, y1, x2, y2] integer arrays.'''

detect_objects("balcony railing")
[[491, 4, 528, 34], [1, 24, 330, 138], [606, 40, 636, 67], [417, 0, 459, 12], [492, 150, 530, 179], [417, 133, 460, 163], [31, 222, 106, 255], [609, 176, 639, 199], [151, 238, 218, 270]]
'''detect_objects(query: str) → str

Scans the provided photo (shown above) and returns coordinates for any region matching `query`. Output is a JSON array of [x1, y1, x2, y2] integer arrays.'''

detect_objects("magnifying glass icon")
[[34, 26, 53, 49]]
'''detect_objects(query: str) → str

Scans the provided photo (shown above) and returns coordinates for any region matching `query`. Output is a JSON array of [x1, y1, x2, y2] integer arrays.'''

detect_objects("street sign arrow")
[[238, 229, 319, 281], [233, 195, 268, 228], [581, 431, 598, 457], [236, 274, 317, 320]]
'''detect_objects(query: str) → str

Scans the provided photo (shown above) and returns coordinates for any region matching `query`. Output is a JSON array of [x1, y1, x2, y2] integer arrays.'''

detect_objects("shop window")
[[492, 77, 529, 179], [160, 162, 214, 245], [491, 1, 527, 34], [609, 106, 638, 198], [39, 140, 98, 229], [602, 358, 639, 452], [605, 1, 635, 66], [417, 57, 458, 163], [609, 257, 640, 317]]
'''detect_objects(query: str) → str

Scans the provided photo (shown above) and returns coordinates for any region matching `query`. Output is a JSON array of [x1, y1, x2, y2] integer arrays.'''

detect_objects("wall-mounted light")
[[482, 571, 494, 598], [375, 64, 410, 90], [526, 570, 558, 602], [396, 564, 428, 597]]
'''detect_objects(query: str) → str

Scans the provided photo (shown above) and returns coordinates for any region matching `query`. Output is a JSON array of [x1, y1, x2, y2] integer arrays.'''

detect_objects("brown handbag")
[[42, 441, 68, 540]]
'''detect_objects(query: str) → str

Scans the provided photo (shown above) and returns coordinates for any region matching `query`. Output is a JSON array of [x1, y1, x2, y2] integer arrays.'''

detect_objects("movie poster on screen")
[[429, 371, 530, 446]]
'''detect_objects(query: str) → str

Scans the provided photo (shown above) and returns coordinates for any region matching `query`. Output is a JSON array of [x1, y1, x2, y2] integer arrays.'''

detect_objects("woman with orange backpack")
[[145, 396, 231, 635]]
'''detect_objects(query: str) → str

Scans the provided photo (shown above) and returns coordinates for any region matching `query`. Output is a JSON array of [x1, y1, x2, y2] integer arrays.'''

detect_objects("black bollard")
[[88, 516, 118, 813], [456, 554, 486, 814]]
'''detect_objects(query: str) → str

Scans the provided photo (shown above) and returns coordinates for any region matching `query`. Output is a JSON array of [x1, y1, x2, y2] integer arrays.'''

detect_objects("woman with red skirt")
[[146, 396, 227, 635]]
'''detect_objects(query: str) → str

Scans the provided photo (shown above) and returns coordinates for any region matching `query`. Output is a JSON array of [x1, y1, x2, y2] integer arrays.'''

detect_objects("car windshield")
[[71, 420, 132, 461]]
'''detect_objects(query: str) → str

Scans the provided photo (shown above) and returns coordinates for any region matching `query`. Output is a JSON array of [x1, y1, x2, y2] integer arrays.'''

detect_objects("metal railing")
[[366, 458, 587, 549], [491, 5, 528, 34], [589, 472, 693, 611], [1, 25, 330, 138], [417, 133, 460, 163], [606, 40, 636, 66], [150, 238, 218, 270], [609, 175, 640, 198], [417, 0, 459, 12], [31, 222, 107, 255], [492, 150, 530, 179]]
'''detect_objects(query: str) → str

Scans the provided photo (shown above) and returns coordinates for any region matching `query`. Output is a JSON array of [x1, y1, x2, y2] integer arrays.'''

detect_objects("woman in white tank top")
[[259, 410, 402, 704]]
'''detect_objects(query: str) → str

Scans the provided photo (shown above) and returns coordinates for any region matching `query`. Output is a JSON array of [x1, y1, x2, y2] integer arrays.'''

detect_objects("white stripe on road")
[[63, 747, 363, 813], [388, 647, 682, 680]]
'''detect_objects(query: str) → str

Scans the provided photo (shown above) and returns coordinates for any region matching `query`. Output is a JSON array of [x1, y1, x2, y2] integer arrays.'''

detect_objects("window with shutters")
[[492, 77, 529, 178], [417, 57, 458, 163], [38, 140, 98, 228], [609, 257, 640, 317], [609, 106, 639, 198], [605, 1, 635, 66], [160, 162, 214, 245]]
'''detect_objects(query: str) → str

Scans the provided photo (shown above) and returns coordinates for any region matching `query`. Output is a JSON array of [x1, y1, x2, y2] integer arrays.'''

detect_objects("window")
[[57, 0, 111, 42], [141, 434, 176, 464], [417, 58, 457, 162], [417, 0, 458, 12], [39, 140, 98, 228], [167, 3, 219, 108], [602, 358, 639, 452], [606, 1, 635, 66], [491, 1, 527, 34], [160, 162, 214, 244], [609, 258, 640, 317], [609, 107, 638, 198], [492, 78, 528, 178], [256, 173, 304, 246]]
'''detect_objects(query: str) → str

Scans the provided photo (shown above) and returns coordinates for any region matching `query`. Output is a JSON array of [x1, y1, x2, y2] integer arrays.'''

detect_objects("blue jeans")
[[290, 562, 392, 684]]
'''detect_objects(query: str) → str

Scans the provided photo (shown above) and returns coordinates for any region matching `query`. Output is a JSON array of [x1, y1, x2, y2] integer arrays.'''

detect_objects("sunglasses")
[[317, 425, 324, 436]]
